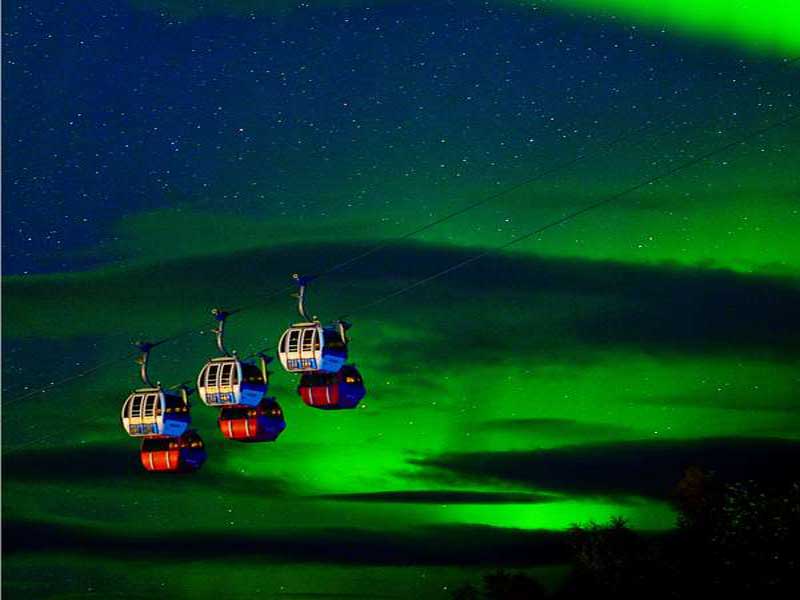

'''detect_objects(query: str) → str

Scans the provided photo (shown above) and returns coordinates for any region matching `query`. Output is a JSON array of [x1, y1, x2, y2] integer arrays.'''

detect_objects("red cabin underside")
[[140, 449, 182, 472], [300, 384, 342, 407], [218, 416, 274, 441]]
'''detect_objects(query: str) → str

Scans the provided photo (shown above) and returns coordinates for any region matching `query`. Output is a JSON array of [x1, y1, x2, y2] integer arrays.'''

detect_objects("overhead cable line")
[[312, 56, 800, 278], [5, 110, 796, 458], [338, 111, 800, 318], [3, 57, 797, 408]]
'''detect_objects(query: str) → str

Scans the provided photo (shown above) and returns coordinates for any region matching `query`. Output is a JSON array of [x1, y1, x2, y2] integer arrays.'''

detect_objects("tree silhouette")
[[558, 516, 673, 599], [673, 468, 800, 596], [483, 570, 546, 600], [449, 570, 545, 600], [450, 582, 480, 600], [449, 471, 800, 598]]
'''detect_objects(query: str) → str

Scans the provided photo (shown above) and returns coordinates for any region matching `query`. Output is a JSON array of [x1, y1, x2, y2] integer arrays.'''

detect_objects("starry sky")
[[2, 1, 800, 598]]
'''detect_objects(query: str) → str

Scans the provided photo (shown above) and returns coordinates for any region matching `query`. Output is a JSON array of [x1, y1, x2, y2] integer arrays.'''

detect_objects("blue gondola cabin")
[[278, 322, 347, 374], [197, 356, 269, 408], [121, 387, 190, 438]]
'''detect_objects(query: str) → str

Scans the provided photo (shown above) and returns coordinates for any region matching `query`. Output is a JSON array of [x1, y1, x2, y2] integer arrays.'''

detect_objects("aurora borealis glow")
[[3, 1, 800, 598]]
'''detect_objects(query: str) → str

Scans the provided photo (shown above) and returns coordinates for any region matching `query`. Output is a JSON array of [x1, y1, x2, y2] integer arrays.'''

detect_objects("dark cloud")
[[320, 243, 800, 364], [395, 248, 800, 367], [314, 490, 557, 504], [2, 519, 571, 566], [573, 268, 800, 359], [2, 444, 140, 482], [407, 437, 800, 500], [7, 242, 800, 367], [1, 443, 288, 497]]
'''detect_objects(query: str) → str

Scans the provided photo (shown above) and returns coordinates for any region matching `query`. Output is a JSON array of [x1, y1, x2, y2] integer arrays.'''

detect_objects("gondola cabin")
[[121, 387, 190, 438], [197, 356, 268, 408], [298, 364, 366, 410], [218, 398, 286, 442], [278, 322, 347, 374], [139, 430, 206, 472]]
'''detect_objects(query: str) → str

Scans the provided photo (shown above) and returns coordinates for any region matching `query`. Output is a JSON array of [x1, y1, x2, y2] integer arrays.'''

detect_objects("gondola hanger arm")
[[132, 340, 161, 387], [292, 273, 319, 321]]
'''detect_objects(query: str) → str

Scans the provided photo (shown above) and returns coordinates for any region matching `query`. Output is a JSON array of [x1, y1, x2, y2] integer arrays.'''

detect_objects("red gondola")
[[139, 430, 207, 472], [218, 398, 286, 442], [298, 364, 366, 410]]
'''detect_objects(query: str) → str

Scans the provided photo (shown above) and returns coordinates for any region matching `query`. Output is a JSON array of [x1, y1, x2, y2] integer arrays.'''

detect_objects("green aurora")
[[133, 0, 800, 55], [520, 1, 800, 55], [3, 1, 800, 598]]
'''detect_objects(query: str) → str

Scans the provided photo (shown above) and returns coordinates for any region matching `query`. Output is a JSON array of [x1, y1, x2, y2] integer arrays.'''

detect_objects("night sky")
[[2, 1, 800, 598]]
